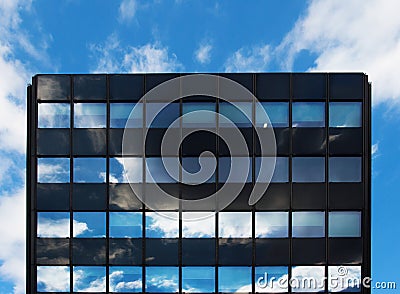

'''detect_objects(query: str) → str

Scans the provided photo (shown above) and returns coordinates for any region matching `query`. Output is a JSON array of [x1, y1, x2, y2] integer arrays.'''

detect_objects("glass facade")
[[28, 73, 371, 293]]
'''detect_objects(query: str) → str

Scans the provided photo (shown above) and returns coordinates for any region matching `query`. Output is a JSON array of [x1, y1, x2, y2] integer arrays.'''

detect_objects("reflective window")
[[329, 157, 361, 182], [109, 266, 142, 293], [255, 212, 288, 238], [146, 103, 179, 128], [182, 267, 215, 293], [292, 102, 325, 127], [146, 157, 178, 183], [182, 212, 215, 238], [38, 158, 70, 183], [36, 239, 69, 264], [146, 267, 179, 293], [73, 266, 106, 292], [219, 212, 252, 238], [256, 102, 289, 128], [74, 75, 106, 100], [146, 239, 178, 265], [110, 103, 143, 128], [292, 157, 325, 183], [37, 266, 70, 292], [109, 239, 142, 265], [329, 102, 362, 127], [73, 212, 105, 238], [38, 103, 70, 128], [109, 212, 142, 238], [219, 102, 252, 128], [255, 157, 288, 183], [328, 266, 361, 292], [329, 211, 361, 237], [37, 212, 70, 238], [182, 157, 216, 184], [146, 212, 179, 238], [218, 267, 251, 292], [292, 211, 325, 238], [37, 75, 70, 101], [72, 239, 106, 265], [74, 103, 106, 128], [182, 239, 215, 266], [291, 266, 325, 292], [255, 266, 288, 293], [219, 157, 252, 183], [182, 102, 216, 127], [110, 157, 142, 183], [73, 158, 106, 183]]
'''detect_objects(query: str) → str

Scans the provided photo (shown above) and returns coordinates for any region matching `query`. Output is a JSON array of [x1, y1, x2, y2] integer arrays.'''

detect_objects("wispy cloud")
[[277, 0, 400, 105], [224, 44, 270, 72], [118, 0, 137, 23], [90, 34, 183, 73], [194, 43, 212, 64]]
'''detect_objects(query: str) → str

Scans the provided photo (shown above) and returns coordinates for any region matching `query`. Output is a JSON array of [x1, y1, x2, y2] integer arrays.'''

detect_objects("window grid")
[[31, 74, 369, 294]]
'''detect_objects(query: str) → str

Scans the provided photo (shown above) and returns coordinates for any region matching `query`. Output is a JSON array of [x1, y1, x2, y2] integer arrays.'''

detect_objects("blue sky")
[[0, 0, 399, 293]]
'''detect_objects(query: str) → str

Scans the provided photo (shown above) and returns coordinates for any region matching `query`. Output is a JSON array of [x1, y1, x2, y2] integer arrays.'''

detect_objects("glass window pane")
[[256, 102, 288, 128], [74, 103, 106, 128], [255, 157, 288, 183], [292, 211, 325, 238], [328, 266, 361, 292], [73, 266, 106, 292], [329, 157, 361, 182], [146, 212, 179, 238], [182, 267, 215, 293], [109, 266, 142, 293], [146, 267, 179, 293], [255, 212, 288, 238], [38, 158, 70, 183], [292, 157, 325, 183], [37, 212, 70, 238], [73, 158, 106, 183], [110, 157, 142, 183], [329, 211, 361, 237], [37, 75, 70, 101], [292, 102, 325, 127], [36, 239, 69, 264], [110, 103, 143, 128], [291, 266, 325, 292], [219, 102, 252, 128], [109, 239, 142, 265], [219, 157, 252, 183], [109, 212, 142, 238], [146, 157, 178, 183], [255, 266, 288, 293], [182, 157, 216, 184], [73, 212, 105, 238], [182, 102, 216, 127], [37, 266, 70, 292], [218, 267, 251, 292], [329, 102, 362, 127], [146, 103, 179, 128], [219, 212, 252, 238], [182, 212, 215, 238], [38, 103, 70, 128]]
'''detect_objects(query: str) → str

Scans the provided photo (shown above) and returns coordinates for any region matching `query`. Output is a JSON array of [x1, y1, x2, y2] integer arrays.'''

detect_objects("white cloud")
[[90, 35, 183, 73], [219, 212, 252, 238], [278, 0, 400, 105], [224, 44, 270, 72], [146, 212, 179, 238], [372, 142, 380, 159], [37, 266, 70, 292], [194, 43, 212, 64], [119, 0, 137, 23], [0, 188, 26, 294]]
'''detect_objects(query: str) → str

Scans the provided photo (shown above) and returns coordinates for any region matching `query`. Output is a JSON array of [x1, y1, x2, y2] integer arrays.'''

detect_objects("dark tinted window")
[[292, 73, 326, 99], [74, 75, 106, 100], [329, 73, 364, 99], [37, 75, 70, 101], [110, 74, 144, 100], [72, 238, 106, 264], [36, 238, 69, 265]]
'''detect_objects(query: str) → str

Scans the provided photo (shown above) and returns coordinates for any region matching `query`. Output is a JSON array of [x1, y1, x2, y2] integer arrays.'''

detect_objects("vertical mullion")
[[325, 73, 330, 293], [69, 75, 74, 293], [288, 73, 293, 294], [251, 73, 256, 294], [105, 74, 110, 293], [142, 74, 147, 293]]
